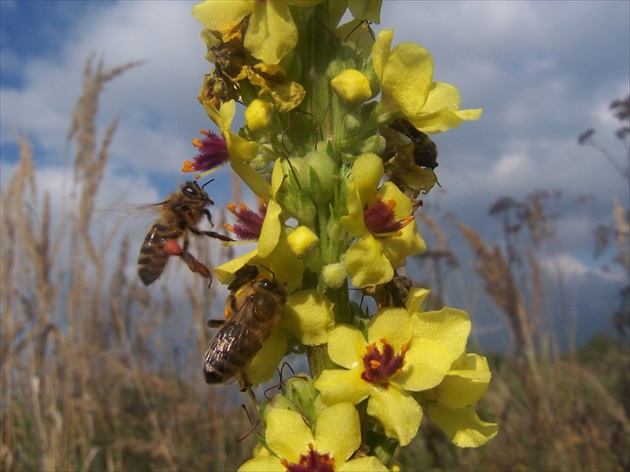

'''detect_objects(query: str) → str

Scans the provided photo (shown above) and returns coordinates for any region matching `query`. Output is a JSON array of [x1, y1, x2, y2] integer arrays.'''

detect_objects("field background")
[[1, 60, 629, 472]]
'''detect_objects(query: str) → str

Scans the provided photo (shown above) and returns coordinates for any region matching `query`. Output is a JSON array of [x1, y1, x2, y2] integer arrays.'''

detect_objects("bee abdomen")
[[204, 324, 264, 384], [137, 226, 170, 286]]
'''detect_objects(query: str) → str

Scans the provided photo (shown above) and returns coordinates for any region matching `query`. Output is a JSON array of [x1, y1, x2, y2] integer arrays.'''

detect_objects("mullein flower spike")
[[188, 0, 496, 467]]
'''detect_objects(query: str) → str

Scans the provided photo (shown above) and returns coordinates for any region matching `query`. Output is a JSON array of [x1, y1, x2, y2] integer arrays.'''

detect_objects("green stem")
[[306, 344, 332, 378]]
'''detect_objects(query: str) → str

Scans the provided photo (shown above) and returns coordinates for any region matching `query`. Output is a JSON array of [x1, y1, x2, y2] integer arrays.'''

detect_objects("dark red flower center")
[[361, 339, 408, 387], [364, 195, 413, 237], [224, 200, 267, 240], [280, 443, 335, 472]]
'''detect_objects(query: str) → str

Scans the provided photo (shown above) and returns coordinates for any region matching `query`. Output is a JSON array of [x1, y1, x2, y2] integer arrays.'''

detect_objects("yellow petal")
[[422, 82, 462, 114], [315, 403, 361, 462], [412, 307, 471, 362], [380, 220, 426, 268], [245, 327, 288, 386], [192, 1, 252, 31], [405, 287, 431, 313], [282, 290, 334, 345], [340, 180, 368, 237], [255, 236, 304, 293], [238, 456, 285, 472], [381, 41, 433, 118], [371, 30, 393, 80], [399, 337, 453, 391], [339, 456, 389, 472], [314, 368, 372, 406], [343, 236, 394, 288], [265, 408, 314, 462], [367, 386, 423, 446], [327, 324, 367, 368], [258, 200, 283, 258], [408, 107, 483, 134], [212, 250, 258, 285], [426, 405, 498, 448], [378, 181, 412, 219], [245, 1, 297, 64], [367, 308, 412, 351], [352, 152, 384, 204], [348, 0, 382, 23], [428, 354, 492, 409]]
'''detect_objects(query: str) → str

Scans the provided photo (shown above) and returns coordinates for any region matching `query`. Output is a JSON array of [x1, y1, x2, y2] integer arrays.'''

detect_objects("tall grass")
[[1, 60, 628, 471], [0, 59, 255, 472]]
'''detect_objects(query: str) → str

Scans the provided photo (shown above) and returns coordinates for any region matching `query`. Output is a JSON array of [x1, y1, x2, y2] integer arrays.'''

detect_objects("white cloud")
[[1, 0, 627, 349], [538, 252, 627, 284], [1, 1, 212, 183]]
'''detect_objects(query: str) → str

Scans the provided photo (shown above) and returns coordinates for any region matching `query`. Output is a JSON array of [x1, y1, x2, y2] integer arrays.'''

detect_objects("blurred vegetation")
[[1, 62, 628, 471]]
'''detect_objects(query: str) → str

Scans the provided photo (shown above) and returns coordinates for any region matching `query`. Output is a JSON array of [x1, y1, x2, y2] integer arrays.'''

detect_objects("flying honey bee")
[[137, 180, 232, 286], [204, 266, 287, 390]]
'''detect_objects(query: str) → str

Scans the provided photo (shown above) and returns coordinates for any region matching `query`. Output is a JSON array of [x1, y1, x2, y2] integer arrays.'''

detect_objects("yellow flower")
[[193, 0, 324, 65], [420, 353, 498, 447], [372, 30, 482, 133], [341, 153, 425, 288], [216, 161, 317, 292], [239, 403, 388, 471], [314, 302, 470, 446], [214, 201, 304, 292]]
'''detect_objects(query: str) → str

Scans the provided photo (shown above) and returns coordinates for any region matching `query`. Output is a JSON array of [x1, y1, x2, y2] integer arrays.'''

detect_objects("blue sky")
[[1, 1, 629, 350]]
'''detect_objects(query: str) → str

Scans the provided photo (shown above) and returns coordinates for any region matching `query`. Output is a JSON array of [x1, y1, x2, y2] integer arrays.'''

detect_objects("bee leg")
[[164, 239, 213, 287], [190, 226, 234, 242], [202, 208, 214, 227], [206, 319, 225, 328], [179, 250, 213, 287], [238, 374, 259, 412]]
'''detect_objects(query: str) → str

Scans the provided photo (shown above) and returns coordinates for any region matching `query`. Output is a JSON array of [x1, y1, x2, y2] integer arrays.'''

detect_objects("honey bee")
[[137, 180, 232, 286], [204, 266, 287, 389], [363, 273, 413, 309]]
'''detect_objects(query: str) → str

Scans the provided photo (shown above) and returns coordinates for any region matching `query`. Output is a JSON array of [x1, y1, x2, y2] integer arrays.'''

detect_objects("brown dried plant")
[[0, 58, 254, 472]]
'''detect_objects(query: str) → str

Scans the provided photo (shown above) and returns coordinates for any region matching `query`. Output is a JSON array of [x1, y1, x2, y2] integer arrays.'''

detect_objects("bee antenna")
[[258, 264, 275, 279], [201, 179, 215, 190]]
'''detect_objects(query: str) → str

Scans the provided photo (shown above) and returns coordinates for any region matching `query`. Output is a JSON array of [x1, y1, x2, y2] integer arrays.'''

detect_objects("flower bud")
[[287, 226, 319, 256], [321, 263, 347, 288], [284, 376, 325, 426], [331, 69, 372, 104], [343, 114, 361, 133], [301, 150, 336, 205], [245, 99, 274, 131]]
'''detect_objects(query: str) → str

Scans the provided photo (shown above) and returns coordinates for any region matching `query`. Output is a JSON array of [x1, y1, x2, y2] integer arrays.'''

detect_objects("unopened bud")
[[331, 69, 372, 104], [245, 99, 274, 131]]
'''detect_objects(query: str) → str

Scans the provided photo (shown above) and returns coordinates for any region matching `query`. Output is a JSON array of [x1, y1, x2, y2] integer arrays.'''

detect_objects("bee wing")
[[102, 201, 167, 219]]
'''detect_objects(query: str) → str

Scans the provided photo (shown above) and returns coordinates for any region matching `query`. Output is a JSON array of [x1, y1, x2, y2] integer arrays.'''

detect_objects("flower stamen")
[[361, 339, 406, 387], [224, 200, 267, 240], [181, 129, 229, 178], [364, 196, 415, 238]]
